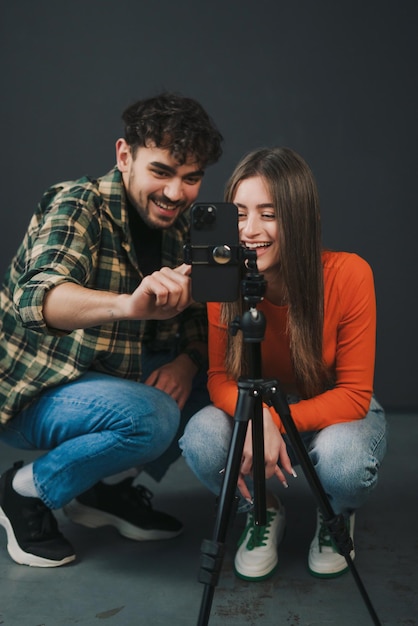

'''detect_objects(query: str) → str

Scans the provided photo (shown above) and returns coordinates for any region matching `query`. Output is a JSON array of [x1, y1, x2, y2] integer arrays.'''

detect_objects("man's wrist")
[[182, 348, 207, 372]]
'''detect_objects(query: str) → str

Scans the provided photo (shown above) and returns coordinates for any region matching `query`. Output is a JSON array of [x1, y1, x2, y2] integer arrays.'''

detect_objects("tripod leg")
[[197, 417, 246, 626], [268, 388, 337, 518], [251, 392, 267, 526], [197, 382, 261, 626], [266, 384, 382, 626]]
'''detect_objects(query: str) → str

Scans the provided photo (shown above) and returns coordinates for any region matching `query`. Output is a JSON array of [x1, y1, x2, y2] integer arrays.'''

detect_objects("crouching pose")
[[0, 93, 222, 567], [180, 146, 387, 581]]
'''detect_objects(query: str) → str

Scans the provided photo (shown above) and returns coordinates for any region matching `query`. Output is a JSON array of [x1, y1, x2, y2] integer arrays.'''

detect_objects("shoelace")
[[318, 512, 354, 556], [125, 484, 154, 510], [317, 513, 335, 550], [240, 510, 276, 551], [26, 501, 59, 540], [317, 512, 351, 552]]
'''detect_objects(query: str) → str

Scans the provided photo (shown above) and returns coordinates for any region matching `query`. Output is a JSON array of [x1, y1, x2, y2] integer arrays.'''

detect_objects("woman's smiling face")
[[233, 176, 280, 275]]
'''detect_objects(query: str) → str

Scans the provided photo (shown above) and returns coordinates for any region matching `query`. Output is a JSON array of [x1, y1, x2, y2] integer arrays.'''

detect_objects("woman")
[[179, 147, 387, 581]]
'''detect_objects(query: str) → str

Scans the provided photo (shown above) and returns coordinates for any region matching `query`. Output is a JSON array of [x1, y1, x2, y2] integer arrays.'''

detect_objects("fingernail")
[[219, 468, 225, 474], [291, 468, 298, 478], [246, 498, 253, 504], [282, 480, 289, 488]]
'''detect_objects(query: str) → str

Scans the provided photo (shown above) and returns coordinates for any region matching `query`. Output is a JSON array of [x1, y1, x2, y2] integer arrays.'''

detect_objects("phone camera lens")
[[205, 206, 216, 224]]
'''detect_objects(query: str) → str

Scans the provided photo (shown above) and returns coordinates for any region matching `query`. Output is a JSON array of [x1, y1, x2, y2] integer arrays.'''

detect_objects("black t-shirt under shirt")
[[126, 200, 162, 276]]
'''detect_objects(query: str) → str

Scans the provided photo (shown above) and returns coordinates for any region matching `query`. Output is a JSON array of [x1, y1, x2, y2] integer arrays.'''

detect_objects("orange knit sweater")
[[207, 251, 376, 433]]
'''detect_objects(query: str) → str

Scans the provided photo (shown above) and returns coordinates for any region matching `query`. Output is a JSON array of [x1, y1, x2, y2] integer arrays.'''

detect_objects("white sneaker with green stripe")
[[234, 502, 285, 581], [308, 509, 355, 578]]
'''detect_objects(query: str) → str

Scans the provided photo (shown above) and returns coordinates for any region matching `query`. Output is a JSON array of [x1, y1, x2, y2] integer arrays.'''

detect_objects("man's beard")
[[134, 194, 186, 229]]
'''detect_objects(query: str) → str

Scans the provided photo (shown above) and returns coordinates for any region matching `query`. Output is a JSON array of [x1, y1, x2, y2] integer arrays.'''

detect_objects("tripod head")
[[230, 249, 267, 342], [240, 249, 266, 307]]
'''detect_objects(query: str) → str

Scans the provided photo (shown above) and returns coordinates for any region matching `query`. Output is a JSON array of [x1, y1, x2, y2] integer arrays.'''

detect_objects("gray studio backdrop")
[[1, 2, 417, 410]]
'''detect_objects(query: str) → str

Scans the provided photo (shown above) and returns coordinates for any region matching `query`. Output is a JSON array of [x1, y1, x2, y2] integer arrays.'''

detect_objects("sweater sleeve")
[[285, 253, 377, 432], [207, 302, 239, 418]]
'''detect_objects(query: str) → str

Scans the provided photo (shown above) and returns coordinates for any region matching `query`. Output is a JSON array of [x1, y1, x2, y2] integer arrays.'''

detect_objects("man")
[[0, 93, 223, 567]]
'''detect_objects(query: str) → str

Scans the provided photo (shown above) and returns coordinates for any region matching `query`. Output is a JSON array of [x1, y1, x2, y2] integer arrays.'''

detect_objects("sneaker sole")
[[308, 563, 350, 578], [308, 549, 355, 579], [0, 506, 76, 568], [63, 500, 183, 541], [234, 561, 279, 582]]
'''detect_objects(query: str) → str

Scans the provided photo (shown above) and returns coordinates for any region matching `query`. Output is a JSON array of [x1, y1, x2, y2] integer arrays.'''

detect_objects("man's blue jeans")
[[179, 396, 387, 516], [140, 347, 209, 482], [0, 349, 209, 510], [0, 372, 181, 509]]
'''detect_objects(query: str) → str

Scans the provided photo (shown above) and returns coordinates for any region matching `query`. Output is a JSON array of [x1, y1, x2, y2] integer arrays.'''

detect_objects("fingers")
[[277, 444, 294, 478], [174, 263, 192, 276], [241, 453, 297, 491], [154, 267, 191, 307], [237, 475, 253, 503], [142, 267, 191, 311], [240, 454, 253, 476], [144, 370, 159, 386], [273, 464, 290, 488]]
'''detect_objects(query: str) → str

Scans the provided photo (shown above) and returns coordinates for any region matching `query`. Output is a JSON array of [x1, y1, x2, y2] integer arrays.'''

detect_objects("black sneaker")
[[63, 478, 183, 540], [0, 462, 76, 567]]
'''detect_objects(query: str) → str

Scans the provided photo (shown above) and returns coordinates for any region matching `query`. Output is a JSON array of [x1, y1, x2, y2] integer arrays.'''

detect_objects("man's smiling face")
[[116, 139, 205, 229]]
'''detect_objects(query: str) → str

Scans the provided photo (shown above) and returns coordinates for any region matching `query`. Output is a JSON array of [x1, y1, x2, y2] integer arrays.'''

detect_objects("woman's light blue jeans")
[[179, 396, 387, 516], [0, 371, 181, 510]]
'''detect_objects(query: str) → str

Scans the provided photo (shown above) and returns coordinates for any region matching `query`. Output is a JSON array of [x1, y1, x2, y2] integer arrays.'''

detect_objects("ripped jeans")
[[179, 396, 387, 516]]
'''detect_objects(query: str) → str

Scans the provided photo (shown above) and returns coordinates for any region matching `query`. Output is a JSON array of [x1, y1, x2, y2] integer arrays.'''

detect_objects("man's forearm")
[[43, 283, 131, 331]]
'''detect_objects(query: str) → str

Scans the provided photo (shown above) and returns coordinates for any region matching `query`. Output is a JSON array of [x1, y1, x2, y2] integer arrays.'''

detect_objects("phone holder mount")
[[183, 241, 243, 266]]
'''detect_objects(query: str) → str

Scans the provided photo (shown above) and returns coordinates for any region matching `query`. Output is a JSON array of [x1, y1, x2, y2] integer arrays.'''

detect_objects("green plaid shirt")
[[0, 167, 207, 424]]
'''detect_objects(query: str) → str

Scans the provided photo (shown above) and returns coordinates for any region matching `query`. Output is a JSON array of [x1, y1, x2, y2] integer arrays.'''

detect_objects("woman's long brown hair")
[[221, 147, 329, 398]]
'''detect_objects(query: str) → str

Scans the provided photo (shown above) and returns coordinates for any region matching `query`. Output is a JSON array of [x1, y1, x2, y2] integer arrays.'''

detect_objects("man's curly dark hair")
[[122, 92, 223, 168]]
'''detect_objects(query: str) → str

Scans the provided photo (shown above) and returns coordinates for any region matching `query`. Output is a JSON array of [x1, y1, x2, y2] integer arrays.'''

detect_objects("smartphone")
[[186, 202, 241, 302]]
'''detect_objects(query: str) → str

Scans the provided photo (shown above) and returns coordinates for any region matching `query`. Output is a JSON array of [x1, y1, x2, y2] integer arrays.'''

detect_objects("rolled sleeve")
[[11, 188, 101, 334], [13, 272, 76, 333]]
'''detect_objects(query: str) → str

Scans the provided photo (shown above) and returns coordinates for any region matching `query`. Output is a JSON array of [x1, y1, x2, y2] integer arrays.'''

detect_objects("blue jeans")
[[140, 346, 209, 481], [0, 345, 209, 509], [0, 371, 181, 509], [179, 396, 387, 516]]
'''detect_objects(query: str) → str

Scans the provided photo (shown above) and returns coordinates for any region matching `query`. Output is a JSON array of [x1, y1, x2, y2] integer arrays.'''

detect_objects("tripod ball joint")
[[229, 308, 266, 341], [240, 308, 266, 342]]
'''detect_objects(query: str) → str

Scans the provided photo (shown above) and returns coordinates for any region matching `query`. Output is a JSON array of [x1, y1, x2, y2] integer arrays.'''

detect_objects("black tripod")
[[196, 257, 382, 626]]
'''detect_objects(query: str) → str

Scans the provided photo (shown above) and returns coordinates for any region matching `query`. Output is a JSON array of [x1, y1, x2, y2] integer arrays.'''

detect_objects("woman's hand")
[[237, 407, 294, 501]]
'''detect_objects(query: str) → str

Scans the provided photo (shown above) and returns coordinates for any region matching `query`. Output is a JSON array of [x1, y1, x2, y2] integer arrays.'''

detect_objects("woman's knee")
[[311, 426, 362, 474], [180, 405, 231, 464], [309, 421, 385, 500]]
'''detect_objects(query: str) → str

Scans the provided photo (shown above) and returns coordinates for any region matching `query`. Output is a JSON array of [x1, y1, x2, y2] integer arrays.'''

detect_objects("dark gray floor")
[[0, 412, 417, 626]]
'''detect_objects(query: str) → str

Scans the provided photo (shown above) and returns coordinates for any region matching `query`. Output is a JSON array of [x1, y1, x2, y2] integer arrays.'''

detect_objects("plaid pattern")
[[0, 167, 207, 424]]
